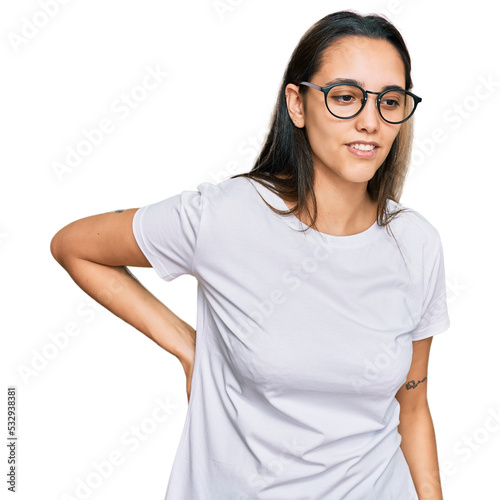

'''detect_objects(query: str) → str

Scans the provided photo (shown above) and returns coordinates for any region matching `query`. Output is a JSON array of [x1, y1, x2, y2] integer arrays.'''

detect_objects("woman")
[[51, 10, 450, 500]]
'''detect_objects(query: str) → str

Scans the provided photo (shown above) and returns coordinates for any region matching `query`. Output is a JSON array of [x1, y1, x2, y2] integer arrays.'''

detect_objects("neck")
[[282, 168, 378, 237]]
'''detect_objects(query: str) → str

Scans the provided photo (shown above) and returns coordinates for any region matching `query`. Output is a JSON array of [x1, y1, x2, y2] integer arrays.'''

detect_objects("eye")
[[333, 94, 356, 103], [382, 99, 400, 108], [380, 90, 405, 108], [327, 85, 363, 107]]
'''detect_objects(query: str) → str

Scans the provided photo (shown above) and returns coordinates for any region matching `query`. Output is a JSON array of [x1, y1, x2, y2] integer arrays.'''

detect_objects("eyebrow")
[[324, 77, 405, 92]]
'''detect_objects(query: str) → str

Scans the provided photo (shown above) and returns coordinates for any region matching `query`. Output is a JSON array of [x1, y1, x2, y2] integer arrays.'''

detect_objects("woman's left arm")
[[395, 337, 444, 500]]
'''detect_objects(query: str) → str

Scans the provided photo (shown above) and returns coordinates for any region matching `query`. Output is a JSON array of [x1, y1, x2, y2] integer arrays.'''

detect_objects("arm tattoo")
[[111, 209, 124, 213], [405, 376, 427, 390]]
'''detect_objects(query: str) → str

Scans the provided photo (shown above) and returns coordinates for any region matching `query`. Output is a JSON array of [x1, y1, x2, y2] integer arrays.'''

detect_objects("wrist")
[[173, 322, 196, 366]]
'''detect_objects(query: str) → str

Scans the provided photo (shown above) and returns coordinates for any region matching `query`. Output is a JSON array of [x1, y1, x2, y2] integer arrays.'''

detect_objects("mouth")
[[345, 143, 379, 158], [346, 143, 379, 151]]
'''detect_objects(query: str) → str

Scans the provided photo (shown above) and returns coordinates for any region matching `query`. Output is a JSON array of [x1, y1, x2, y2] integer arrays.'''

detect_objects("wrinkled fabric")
[[132, 176, 450, 499]]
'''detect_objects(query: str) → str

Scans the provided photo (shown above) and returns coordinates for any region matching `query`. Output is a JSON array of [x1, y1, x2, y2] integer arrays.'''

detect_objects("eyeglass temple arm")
[[298, 81, 322, 91]]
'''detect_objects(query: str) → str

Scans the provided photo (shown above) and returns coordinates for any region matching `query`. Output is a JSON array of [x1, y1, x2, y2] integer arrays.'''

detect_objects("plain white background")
[[1, 1, 499, 498]]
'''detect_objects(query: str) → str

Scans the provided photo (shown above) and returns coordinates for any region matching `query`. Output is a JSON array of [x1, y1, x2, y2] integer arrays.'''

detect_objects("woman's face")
[[286, 36, 406, 185]]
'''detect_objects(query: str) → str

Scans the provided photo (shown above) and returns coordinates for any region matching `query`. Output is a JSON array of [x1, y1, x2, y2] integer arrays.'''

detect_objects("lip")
[[345, 143, 379, 159], [346, 140, 380, 147]]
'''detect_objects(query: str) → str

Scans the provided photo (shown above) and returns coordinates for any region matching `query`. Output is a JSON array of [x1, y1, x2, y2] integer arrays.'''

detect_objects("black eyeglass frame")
[[298, 81, 422, 124]]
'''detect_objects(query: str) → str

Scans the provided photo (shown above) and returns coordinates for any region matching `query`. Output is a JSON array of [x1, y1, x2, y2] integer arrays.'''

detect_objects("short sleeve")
[[411, 230, 451, 341], [132, 189, 203, 281]]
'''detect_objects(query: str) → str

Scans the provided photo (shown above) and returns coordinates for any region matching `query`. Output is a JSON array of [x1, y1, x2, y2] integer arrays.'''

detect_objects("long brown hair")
[[230, 10, 415, 238]]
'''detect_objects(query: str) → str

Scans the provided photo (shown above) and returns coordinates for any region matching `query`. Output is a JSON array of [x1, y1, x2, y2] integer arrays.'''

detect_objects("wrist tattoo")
[[405, 376, 427, 390]]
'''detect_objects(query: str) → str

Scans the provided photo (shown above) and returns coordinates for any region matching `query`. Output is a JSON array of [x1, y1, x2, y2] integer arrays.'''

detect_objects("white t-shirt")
[[132, 176, 450, 500]]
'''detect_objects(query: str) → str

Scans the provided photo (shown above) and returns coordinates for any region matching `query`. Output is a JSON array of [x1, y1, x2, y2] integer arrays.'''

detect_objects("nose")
[[355, 93, 381, 133]]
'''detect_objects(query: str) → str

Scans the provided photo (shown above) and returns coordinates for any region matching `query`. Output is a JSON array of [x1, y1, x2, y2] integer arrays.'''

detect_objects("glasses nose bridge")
[[360, 89, 381, 116]]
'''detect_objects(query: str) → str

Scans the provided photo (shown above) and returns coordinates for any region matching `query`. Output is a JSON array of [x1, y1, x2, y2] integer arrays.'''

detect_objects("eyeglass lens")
[[327, 84, 415, 123]]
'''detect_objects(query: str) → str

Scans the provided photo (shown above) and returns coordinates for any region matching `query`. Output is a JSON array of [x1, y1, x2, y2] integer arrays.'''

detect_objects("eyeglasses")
[[298, 81, 422, 124]]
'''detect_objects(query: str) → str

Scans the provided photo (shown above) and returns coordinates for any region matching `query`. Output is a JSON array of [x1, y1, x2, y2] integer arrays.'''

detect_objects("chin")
[[341, 167, 379, 184]]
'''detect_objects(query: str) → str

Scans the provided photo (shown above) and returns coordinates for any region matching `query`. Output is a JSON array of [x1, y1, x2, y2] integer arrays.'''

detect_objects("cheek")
[[386, 126, 402, 147], [304, 121, 329, 156], [376, 128, 402, 166], [306, 117, 346, 155]]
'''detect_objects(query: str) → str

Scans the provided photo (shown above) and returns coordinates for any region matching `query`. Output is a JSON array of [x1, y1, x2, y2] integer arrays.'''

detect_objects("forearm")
[[57, 256, 195, 363], [398, 405, 443, 500]]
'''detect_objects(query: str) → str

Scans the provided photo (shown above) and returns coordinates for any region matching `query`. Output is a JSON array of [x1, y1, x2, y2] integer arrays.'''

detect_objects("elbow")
[[50, 228, 70, 266], [50, 231, 63, 264]]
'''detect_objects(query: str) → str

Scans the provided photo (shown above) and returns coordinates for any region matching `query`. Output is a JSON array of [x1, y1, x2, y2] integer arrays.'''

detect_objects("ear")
[[285, 83, 306, 128]]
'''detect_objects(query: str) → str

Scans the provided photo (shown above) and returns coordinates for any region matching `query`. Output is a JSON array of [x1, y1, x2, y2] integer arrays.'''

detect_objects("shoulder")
[[386, 199, 443, 250], [195, 175, 260, 208]]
